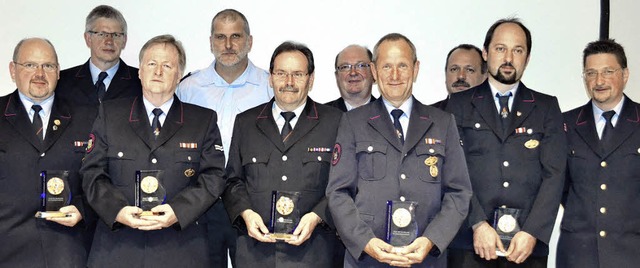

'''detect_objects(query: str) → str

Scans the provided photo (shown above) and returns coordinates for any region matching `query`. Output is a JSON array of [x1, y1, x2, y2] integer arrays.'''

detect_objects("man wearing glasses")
[[0, 38, 95, 267], [326, 45, 376, 112], [176, 9, 273, 267], [222, 41, 343, 267], [558, 39, 639, 268], [56, 5, 141, 107]]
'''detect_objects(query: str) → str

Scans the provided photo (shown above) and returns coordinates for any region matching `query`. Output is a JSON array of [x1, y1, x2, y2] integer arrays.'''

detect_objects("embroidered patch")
[[86, 134, 95, 153], [331, 143, 342, 166]]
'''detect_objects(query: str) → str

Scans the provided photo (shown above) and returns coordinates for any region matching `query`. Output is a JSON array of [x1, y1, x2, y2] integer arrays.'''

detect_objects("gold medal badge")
[[392, 208, 412, 228], [46, 177, 65, 195], [424, 156, 439, 178], [275, 196, 294, 216], [524, 139, 539, 149], [184, 168, 195, 177], [140, 176, 159, 194]]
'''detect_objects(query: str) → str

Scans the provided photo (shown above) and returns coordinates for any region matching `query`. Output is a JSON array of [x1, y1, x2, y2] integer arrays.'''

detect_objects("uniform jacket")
[[0, 91, 94, 267], [558, 96, 640, 267], [325, 95, 376, 112], [223, 98, 343, 268], [430, 97, 448, 111], [56, 59, 141, 107], [327, 97, 472, 267], [446, 80, 566, 256], [80, 96, 226, 268]]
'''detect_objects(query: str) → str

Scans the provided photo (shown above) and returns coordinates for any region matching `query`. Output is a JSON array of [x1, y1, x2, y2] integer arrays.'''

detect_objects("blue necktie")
[[391, 109, 404, 144]]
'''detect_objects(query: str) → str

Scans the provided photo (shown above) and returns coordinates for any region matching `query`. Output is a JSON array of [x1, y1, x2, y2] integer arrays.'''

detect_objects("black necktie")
[[280, 112, 296, 141], [96, 72, 108, 102], [497, 92, 512, 119], [32, 105, 44, 141], [391, 109, 404, 144], [151, 108, 163, 139], [600, 110, 616, 150]]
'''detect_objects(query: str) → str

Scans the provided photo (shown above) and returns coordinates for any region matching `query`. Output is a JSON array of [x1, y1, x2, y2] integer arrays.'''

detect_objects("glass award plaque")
[[35, 170, 72, 218], [267, 191, 301, 240], [135, 170, 167, 216], [493, 207, 521, 256], [385, 200, 418, 247]]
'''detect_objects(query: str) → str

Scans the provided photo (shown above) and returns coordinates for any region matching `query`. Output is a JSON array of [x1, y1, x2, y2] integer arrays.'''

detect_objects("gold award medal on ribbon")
[[140, 176, 159, 194], [524, 139, 540, 149], [424, 156, 438, 166], [392, 207, 412, 228], [497, 214, 517, 233], [46, 177, 65, 195], [276, 196, 294, 216], [184, 168, 195, 177]]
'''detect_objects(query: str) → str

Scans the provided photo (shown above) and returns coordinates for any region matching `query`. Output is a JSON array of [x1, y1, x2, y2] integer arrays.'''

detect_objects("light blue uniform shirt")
[[89, 60, 120, 91], [176, 60, 273, 162]]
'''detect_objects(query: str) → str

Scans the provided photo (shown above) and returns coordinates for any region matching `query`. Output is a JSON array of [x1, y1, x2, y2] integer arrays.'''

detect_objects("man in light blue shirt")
[[175, 9, 272, 268]]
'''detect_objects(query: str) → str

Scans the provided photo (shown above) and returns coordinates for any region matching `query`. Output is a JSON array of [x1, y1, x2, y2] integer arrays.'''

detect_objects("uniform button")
[[40, 153, 46, 157], [151, 158, 157, 164], [400, 174, 406, 180], [118, 152, 124, 158], [527, 128, 533, 134], [600, 161, 607, 167], [252, 157, 257, 163], [501, 205, 507, 208], [600, 207, 606, 214], [400, 196, 406, 202], [367, 146, 373, 152], [282, 155, 288, 161], [571, 150, 575, 155], [503, 182, 510, 188], [503, 161, 509, 167], [599, 231, 606, 237], [282, 175, 287, 181], [475, 123, 481, 129], [637, 147, 640, 154], [317, 156, 322, 161], [600, 184, 607, 190], [429, 148, 435, 154], [188, 156, 192, 161]]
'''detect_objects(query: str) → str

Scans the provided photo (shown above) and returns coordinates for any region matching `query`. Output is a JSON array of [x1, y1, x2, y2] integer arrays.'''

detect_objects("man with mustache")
[[326, 45, 376, 112], [56, 5, 142, 107], [176, 9, 273, 267], [446, 18, 566, 267], [431, 44, 486, 110], [222, 41, 343, 267], [558, 39, 639, 268]]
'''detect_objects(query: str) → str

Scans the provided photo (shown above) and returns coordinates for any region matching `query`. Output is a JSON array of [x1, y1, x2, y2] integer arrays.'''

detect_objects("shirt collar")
[[89, 59, 120, 85], [143, 96, 174, 117], [210, 59, 263, 87], [592, 95, 625, 123], [489, 81, 519, 97], [382, 96, 412, 119], [18, 91, 54, 115]]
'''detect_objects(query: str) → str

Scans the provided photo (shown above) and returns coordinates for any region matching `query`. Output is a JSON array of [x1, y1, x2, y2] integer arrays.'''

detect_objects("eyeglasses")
[[336, 62, 370, 73], [88, 31, 126, 40], [272, 71, 308, 81], [583, 68, 621, 80], [14, 62, 58, 72]]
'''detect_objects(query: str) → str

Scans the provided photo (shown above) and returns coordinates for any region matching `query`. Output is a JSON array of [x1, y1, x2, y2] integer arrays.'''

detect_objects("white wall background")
[[1, 0, 638, 266]]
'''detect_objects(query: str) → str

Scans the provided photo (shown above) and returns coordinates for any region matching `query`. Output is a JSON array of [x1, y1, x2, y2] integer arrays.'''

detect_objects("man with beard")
[[222, 41, 343, 267], [431, 44, 486, 110], [176, 9, 272, 267], [558, 39, 640, 268], [326, 45, 376, 112], [56, 5, 141, 107], [446, 18, 566, 267]]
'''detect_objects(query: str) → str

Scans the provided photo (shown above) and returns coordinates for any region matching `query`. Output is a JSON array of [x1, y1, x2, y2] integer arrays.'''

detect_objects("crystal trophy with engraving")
[[135, 170, 167, 216], [267, 191, 301, 240], [35, 170, 72, 218], [493, 207, 522, 256], [385, 200, 418, 247]]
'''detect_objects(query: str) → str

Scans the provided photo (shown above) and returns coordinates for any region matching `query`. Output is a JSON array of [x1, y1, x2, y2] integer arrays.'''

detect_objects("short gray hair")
[[139, 34, 187, 75], [85, 5, 128, 34]]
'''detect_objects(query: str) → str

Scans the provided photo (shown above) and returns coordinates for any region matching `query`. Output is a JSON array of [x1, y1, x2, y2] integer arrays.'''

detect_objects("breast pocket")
[[415, 144, 445, 183], [301, 152, 331, 190], [241, 152, 271, 191], [460, 118, 494, 156], [107, 148, 138, 186], [356, 142, 388, 181], [175, 150, 201, 179]]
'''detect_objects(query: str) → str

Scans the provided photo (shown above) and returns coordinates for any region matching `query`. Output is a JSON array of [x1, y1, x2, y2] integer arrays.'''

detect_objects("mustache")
[[279, 85, 298, 92], [452, 79, 470, 88], [500, 62, 514, 68]]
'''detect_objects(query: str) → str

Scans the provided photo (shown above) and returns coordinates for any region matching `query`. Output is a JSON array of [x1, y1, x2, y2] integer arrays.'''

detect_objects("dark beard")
[[491, 65, 518, 84]]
